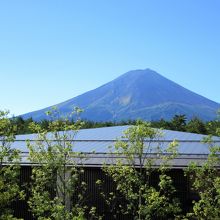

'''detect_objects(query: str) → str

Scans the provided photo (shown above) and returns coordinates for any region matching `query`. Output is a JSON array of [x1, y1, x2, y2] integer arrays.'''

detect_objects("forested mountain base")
[[11, 114, 220, 136]]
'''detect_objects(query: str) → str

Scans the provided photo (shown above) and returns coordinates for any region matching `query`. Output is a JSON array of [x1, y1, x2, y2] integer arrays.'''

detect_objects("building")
[[9, 125, 220, 219]]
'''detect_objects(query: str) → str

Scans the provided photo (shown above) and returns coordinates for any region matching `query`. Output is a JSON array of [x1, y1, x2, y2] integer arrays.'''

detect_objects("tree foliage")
[[185, 116, 220, 219], [98, 121, 181, 219], [0, 111, 24, 220], [11, 114, 220, 136], [27, 108, 99, 220]]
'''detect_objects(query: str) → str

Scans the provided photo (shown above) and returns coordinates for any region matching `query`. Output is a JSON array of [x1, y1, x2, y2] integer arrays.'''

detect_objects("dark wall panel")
[[13, 166, 191, 220]]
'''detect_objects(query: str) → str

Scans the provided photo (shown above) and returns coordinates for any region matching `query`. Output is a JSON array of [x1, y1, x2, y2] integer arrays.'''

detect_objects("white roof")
[[9, 126, 220, 167]]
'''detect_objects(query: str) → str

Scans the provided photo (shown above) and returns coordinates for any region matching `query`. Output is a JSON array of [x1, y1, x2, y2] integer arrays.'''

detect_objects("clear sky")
[[0, 0, 220, 116]]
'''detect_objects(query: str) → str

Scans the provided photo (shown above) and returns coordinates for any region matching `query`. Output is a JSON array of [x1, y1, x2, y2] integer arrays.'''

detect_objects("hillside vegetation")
[[11, 114, 220, 136]]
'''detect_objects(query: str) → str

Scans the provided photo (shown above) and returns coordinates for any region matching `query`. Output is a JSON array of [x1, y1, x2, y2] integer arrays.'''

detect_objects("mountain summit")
[[21, 69, 220, 121]]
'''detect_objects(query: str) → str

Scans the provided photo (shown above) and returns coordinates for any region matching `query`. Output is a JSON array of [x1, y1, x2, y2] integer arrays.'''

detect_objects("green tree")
[[0, 111, 24, 220], [186, 117, 207, 134], [151, 118, 172, 130], [170, 114, 187, 131], [27, 108, 100, 220], [185, 119, 220, 219], [98, 121, 181, 220], [205, 111, 220, 136], [10, 116, 34, 134]]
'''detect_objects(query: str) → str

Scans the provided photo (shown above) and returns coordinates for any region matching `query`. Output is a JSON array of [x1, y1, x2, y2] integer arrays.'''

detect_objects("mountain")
[[21, 69, 220, 121]]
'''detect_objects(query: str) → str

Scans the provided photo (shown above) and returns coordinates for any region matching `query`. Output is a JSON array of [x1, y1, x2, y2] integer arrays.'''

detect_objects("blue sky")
[[0, 0, 220, 116]]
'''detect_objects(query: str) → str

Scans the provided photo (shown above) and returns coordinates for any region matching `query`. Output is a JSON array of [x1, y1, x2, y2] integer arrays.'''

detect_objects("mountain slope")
[[21, 69, 220, 121]]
